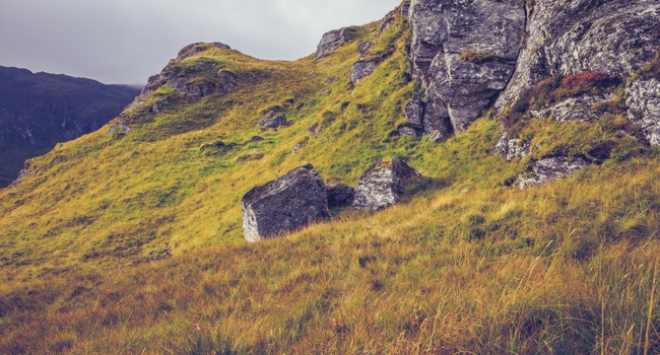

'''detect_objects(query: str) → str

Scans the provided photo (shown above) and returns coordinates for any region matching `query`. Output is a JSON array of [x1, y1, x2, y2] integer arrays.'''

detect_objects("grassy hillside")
[[1, 4, 659, 353], [0, 66, 140, 187]]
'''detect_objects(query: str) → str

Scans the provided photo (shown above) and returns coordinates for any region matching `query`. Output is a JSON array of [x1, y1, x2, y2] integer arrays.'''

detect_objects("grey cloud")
[[0, 0, 401, 85]]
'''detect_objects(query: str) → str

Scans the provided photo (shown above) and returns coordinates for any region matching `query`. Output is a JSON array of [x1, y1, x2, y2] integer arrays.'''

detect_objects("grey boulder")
[[626, 78, 660, 146], [353, 158, 421, 210], [242, 164, 330, 242], [350, 61, 380, 85]]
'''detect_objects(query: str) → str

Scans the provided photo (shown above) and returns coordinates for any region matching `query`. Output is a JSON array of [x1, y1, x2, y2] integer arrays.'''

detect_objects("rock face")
[[353, 158, 421, 210], [326, 184, 355, 209], [497, 0, 660, 112], [316, 27, 357, 58], [408, 0, 526, 133], [242, 164, 330, 242], [531, 93, 615, 123], [350, 61, 380, 85], [257, 111, 287, 129], [626, 78, 660, 146], [518, 157, 588, 190]]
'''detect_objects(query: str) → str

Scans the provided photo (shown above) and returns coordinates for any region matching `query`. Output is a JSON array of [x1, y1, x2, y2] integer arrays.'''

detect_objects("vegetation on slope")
[[0, 4, 659, 353]]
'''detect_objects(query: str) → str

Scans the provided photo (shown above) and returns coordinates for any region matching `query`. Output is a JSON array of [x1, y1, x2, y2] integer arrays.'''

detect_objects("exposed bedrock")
[[408, 0, 526, 134]]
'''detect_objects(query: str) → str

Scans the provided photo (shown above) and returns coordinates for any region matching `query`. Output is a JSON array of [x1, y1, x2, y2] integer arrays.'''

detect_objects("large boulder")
[[316, 27, 357, 58], [353, 158, 421, 210], [242, 164, 329, 242], [257, 111, 287, 129], [408, 0, 526, 133]]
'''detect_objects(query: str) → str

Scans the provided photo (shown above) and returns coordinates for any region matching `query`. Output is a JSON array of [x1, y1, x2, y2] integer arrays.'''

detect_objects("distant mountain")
[[0, 66, 140, 187]]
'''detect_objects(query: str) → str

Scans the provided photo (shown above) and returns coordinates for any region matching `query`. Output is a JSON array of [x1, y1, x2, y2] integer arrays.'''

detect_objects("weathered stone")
[[350, 61, 380, 85], [429, 130, 444, 143], [498, 1, 660, 112], [353, 158, 421, 210], [518, 157, 588, 189], [358, 42, 373, 56], [626, 78, 660, 146], [404, 94, 425, 128], [177, 42, 231, 61], [531, 93, 615, 123], [326, 183, 355, 209], [307, 122, 320, 136], [492, 131, 530, 161], [241, 164, 329, 242], [140, 58, 237, 103], [258, 112, 287, 129], [292, 143, 303, 155], [423, 96, 453, 135], [380, 9, 397, 34], [316, 27, 357, 58], [250, 136, 264, 142], [409, 0, 526, 133], [397, 125, 420, 137]]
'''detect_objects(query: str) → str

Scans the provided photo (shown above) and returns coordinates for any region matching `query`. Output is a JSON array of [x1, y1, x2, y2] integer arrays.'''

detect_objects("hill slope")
[[1, 1, 660, 353], [0, 66, 140, 187]]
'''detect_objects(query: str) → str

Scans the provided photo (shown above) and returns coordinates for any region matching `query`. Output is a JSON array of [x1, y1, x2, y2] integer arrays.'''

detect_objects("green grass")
[[0, 4, 659, 354]]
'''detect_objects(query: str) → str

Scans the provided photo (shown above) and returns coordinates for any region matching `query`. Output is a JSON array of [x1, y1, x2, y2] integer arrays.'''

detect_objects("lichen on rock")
[[353, 158, 421, 210]]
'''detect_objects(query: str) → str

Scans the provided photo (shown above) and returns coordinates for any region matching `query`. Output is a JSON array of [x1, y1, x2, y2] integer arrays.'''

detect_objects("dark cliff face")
[[0, 66, 140, 187]]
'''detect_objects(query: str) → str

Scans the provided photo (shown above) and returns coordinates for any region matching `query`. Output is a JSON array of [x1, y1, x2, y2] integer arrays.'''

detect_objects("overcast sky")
[[0, 0, 401, 85]]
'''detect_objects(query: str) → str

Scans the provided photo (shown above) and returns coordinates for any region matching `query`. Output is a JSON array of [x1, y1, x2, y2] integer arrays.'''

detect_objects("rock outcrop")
[[404, 94, 424, 129], [242, 164, 330, 242], [350, 61, 380, 85], [498, 1, 660, 111], [177, 42, 231, 61], [353, 158, 421, 210], [408, 0, 526, 134], [530, 93, 615, 123], [140, 59, 237, 103], [316, 27, 357, 58], [492, 132, 530, 162], [326, 184, 355, 209], [257, 111, 287, 129], [518, 157, 588, 190]]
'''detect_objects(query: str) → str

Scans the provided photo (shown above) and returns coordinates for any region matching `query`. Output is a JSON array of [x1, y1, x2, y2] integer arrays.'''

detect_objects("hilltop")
[[1, 0, 660, 353], [0, 66, 140, 187]]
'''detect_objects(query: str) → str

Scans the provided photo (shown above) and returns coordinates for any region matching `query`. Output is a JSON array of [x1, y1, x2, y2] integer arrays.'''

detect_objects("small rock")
[[292, 143, 303, 155], [242, 164, 329, 242], [353, 158, 421, 210], [325, 77, 336, 84], [199, 140, 225, 151], [397, 125, 420, 137], [258, 112, 287, 129], [236, 149, 264, 164], [250, 136, 264, 142], [307, 122, 320, 136], [350, 61, 380, 85], [327, 184, 355, 209], [518, 157, 589, 190], [429, 130, 444, 143], [492, 131, 530, 161]]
